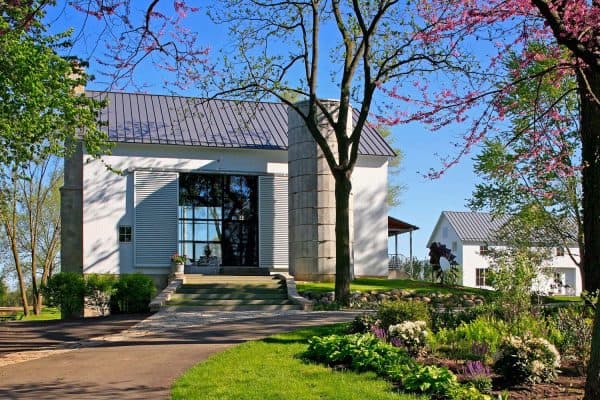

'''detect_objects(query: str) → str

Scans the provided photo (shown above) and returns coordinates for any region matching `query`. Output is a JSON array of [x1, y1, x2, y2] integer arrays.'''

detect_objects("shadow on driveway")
[[0, 314, 151, 354]]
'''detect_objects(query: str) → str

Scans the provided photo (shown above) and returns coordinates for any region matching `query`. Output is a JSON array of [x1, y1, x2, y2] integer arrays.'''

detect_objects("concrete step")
[[165, 304, 302, 312], [178, 283, 283, 290], [170, 292, 289, 300], [183, 276, 280, 283], [167, 298, 294, 306], [218, 267, 270, 276]]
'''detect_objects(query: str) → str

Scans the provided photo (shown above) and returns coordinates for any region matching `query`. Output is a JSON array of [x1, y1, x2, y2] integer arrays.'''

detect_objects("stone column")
[[288, 100, 353, 281], [60, 141, 84, 273]]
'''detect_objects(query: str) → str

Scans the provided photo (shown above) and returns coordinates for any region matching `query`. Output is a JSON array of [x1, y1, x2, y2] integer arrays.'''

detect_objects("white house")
[[427, 211, 582, 296], [60, 92, 394, 288]]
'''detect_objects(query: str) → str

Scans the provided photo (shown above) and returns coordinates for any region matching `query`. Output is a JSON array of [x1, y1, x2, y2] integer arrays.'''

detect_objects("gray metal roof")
[[87, 91, 395, 156], [438, 211, 578, 245], [443, 211, 510, 242]]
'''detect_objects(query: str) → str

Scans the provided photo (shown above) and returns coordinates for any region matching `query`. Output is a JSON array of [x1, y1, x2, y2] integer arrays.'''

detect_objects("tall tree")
[[407, 1, 599, 397], [0, 4, 109, 171], [203, 0, 473, 304], [0, 160, 62, 316]]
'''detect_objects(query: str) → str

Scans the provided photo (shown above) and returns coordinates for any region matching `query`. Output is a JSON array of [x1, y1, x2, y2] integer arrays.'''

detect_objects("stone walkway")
[[0, 310, 360, 399]]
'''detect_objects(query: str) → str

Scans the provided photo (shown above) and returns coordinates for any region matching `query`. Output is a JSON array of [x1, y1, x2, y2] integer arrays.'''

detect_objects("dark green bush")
[[85, 274, 118, 316], [377, 300, 431, 330], [111, 273, 156, 313], [347, 313, 377, 334], [431, 306, 488, 332], [85, 273, 118, 293], [42, 272, 86, 318]]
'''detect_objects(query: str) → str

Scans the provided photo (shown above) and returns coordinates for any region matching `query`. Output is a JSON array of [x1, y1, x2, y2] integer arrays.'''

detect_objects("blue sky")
[[45, 3, 483, 260]]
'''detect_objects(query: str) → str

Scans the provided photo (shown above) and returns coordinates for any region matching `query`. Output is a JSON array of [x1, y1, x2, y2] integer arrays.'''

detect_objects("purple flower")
[[370, 325, 387, 341], [390, 337, 403, 348], [463, 360, 491, 378]]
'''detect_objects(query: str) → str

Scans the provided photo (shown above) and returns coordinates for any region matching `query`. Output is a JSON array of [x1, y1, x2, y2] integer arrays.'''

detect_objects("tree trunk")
[[334, 172, 352, 306], [579, 66, 600, 400]]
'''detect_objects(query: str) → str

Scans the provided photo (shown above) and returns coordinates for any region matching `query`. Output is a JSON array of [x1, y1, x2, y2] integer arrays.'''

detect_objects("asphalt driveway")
[[0, 311, 359, 399]]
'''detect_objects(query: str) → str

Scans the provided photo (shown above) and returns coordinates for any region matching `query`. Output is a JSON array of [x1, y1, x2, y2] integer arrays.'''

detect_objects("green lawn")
[[10, 307, 61, 321], [297, 278, 493, 298], [541, 295, 582, 304], [172, 324, 424, 400]]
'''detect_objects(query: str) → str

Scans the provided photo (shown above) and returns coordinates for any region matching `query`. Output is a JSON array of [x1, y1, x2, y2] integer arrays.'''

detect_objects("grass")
[[171, 324, 424, 400], [541, 295, 582, 303], [296, 278, 493, 298], [7, 307, 61, 321]]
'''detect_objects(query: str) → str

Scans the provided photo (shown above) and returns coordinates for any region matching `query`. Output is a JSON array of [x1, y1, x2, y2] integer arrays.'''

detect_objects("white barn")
[[427, 211, 582, 296], [61, 92, 394, 288]]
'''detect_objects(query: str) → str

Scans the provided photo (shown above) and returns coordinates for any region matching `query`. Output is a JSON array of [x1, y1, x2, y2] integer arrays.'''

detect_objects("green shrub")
[[430, 317, 505, 361], [549, 306, 593, 372], [86, 273, 118, 293], [42, 272, 85, 318], [377, 300, 431, 330], [111, 273, 156, 313], [430, 306, 489, 332], [85, 274, 118, 316], [401, 364, 459, 397], [494, 336, 560, 385], [348, 313, 377, 334], [304, 333, 413, 374]]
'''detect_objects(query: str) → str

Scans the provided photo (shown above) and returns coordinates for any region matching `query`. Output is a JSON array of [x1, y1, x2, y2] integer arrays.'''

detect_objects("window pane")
[[180, 206, 193, 219], [194, 223, 207, 241], [184, 222, 194, 240], [208, 207, 222, 220], [194, 206, 207, 220], [184, 243, 194, 261], [208, 222, 221, 241]]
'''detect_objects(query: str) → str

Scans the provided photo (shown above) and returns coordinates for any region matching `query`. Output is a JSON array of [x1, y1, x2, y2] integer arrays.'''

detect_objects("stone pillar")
[[288, 100, 353, 281], [60, 141, 84, 273]]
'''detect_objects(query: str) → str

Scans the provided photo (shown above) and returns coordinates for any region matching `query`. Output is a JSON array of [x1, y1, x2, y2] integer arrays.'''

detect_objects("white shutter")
[[134, 171, 178, 267], [258, 175, 289, 269]]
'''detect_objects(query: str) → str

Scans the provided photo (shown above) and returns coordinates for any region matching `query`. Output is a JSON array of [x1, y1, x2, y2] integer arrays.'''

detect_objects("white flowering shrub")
[[494, 336, 560, 385], [388, 320, 429, 356]]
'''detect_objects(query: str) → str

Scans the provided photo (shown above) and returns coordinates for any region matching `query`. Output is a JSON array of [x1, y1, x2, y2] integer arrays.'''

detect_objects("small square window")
[[556, 247, 565, 257], [476, 268, 487, 286], [479, 245, 489, 256], [119, 226, 132, 243]]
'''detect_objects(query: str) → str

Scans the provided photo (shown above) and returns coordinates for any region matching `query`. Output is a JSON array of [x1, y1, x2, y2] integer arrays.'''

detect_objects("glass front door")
[[178, 173, 258, 266]]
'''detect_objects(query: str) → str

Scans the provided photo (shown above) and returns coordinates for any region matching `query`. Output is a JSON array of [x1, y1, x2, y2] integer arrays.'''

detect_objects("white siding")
[[83, 143, 288, 274], [258, 175, 289, 269], [428, 213, 582, 295], [352, 156, 389, 277], [134, 171, 178, 267]]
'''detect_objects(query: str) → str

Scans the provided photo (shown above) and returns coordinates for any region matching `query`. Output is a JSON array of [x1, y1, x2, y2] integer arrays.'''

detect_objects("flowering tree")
[[408, 1, 599, 397]]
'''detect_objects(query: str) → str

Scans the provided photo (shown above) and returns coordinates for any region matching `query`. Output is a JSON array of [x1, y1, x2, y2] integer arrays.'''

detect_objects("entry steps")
[[165, 275, 302, 311]]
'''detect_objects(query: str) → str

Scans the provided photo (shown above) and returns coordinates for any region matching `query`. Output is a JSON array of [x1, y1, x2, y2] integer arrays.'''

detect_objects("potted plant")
[[171, 253, 187, 274]]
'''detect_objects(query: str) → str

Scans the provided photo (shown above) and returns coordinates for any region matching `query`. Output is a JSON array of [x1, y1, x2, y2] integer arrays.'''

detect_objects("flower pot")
[[172, 262, 185, 274]]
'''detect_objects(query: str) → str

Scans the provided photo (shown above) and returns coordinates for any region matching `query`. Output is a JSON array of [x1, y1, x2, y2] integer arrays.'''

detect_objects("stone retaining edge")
[[273, 273, 314, 311], [149, 277, 183, 312]]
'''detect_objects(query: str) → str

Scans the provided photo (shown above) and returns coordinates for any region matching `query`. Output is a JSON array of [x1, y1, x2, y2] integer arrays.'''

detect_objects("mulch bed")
[[420, 357, 585, 400]]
